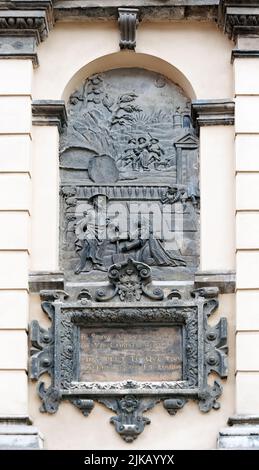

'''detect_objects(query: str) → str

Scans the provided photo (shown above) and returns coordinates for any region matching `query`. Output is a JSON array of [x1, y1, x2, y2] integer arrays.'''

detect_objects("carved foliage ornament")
[[30, 287, 228, 442]]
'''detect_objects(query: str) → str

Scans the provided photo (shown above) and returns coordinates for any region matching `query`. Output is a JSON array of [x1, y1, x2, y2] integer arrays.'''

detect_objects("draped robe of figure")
[[123, 220, 186, 267], [74, 207, 106, 273]]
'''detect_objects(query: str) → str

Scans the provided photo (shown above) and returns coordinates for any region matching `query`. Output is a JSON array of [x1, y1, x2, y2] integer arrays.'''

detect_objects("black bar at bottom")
[[0, 450, 258, 466]]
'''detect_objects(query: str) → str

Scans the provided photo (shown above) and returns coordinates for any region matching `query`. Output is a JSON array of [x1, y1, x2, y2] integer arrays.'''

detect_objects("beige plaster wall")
[[33, 21, 233, 102], [0, 60, 32, 417], [200, 125, 235, 271], [29, 293, 235, 450], [30, 126, 59, 271], [234, 56, 259, 415]]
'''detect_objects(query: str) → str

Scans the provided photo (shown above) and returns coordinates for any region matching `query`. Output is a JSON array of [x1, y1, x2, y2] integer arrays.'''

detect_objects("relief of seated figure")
[[121, 219, 186, 267]]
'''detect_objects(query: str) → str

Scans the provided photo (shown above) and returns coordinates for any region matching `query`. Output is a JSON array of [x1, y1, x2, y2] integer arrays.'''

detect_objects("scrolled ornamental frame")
[[30, 289, 228, 443]]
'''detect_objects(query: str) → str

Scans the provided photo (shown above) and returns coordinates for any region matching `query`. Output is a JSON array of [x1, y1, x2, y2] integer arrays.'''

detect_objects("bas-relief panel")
[[59, 68, 199, 283], [30, 68, 228, 443]]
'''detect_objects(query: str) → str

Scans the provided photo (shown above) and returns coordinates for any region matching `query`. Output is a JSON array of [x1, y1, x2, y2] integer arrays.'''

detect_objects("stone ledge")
[[232, 49, 259, 61], [29, 271, 235, 294], [29, 270, 64, 292], [32, 100, 67, 132], [218, 415, 259, 449], [0, 416, 43, 450], [194, 270, 236, 293], [54, 1, 218, 22], [191, 99, 235, 131], [228, 415, 259, 426]]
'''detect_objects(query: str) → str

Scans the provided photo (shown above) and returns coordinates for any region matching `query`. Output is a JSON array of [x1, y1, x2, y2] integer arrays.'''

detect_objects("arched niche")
[[59, 67, 199, 285], [61, 52, 196, 104]]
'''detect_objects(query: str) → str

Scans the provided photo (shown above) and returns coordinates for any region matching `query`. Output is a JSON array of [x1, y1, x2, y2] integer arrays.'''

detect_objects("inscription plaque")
[[30, 294, 228, 442], [80, 326, 183, 382]]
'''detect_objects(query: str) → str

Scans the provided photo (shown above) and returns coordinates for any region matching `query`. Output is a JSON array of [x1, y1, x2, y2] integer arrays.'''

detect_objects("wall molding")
[[0, 1, 54, 66], [191, 99, 235, 131], [194, 270, 236, 294], [218, 415, 259, 449], [53, 1, 218, 22], [29, 270, 64, 293], [1, 2, 259, 66], [32, 100, 67, 132], [0, 417, 43, 450], [28, 270, 235, 294], [232, 49, 259, 61]]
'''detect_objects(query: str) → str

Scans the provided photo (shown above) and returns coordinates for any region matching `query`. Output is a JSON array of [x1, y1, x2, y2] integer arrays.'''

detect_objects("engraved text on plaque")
[[80, 326, 183, 382]]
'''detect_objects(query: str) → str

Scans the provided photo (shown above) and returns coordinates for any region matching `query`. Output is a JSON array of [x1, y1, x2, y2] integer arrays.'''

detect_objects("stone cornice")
[[0, 2, 258, 39], [53, 1, 259, 46], [0, 2, 54, 43], [53, 1, 219, 22], [219, 1, 259, 41], [0, 1, 258, 65], [0, 1, 54, 65], [191, 99, 235, 131], [0, 10, 52, 43], [32, 100, 67, 132]]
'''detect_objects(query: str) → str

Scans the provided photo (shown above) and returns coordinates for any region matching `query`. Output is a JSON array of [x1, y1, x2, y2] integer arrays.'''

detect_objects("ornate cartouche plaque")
[[30, 68, 228, 442], [30, 278, 228, 442]]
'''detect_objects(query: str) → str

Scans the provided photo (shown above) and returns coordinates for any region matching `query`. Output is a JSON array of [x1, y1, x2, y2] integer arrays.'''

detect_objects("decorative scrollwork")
[[163, 398, 187, 416], [118, 8, 139, 51], [30, 287, 228, 441], [95, 258, 164, 302], [205, 318, 228, 377], [70, 398, 95, 417], [60, 314, 74, 389], [98, 395, 157, 443], [167, 289, 182, 300], [198, 380, 223, 413], [77, 289, 92, 302], [38, 382, 60, 414], [185, 309, 198, 387], [30, 321, 53, 380]]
